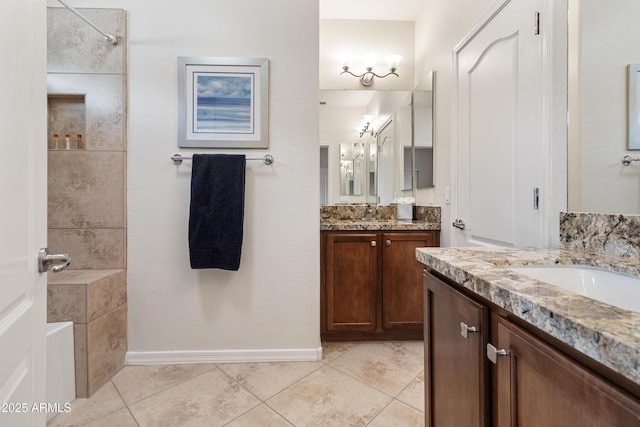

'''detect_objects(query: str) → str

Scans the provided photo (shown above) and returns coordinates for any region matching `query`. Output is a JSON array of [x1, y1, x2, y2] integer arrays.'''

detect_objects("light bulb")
[[362, 54, 378, 70], [339, 53, 354, 69], [385, 54, 402, 70]]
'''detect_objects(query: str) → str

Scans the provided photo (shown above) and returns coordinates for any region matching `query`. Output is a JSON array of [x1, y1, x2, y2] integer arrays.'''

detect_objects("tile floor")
[[47, 341, 425, 426]]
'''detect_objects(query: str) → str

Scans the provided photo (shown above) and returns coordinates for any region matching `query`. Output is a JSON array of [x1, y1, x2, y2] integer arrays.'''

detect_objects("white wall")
[[569, 0, 640, 214], [48, 0, 320, 359]]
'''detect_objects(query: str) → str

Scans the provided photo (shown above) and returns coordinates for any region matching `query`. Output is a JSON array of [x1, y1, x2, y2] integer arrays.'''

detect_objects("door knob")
[[38, 248, 71, 273], [452, 219, 466, 230]]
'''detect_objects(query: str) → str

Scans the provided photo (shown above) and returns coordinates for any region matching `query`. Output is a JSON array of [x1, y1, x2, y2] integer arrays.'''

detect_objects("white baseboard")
[[126, 346, 323, 365]]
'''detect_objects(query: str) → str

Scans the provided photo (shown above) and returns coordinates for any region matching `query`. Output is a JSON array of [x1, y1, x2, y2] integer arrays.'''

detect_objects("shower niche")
[[47, 94, 86, 150]]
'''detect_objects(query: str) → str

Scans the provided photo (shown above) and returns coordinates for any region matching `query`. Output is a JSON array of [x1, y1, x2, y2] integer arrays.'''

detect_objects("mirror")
[[568, 2, 640, 214], [413, 72, 435, 189], [339, 142, 365, 196], [377, 117, 396, 204], [320, 83, 434, 205]]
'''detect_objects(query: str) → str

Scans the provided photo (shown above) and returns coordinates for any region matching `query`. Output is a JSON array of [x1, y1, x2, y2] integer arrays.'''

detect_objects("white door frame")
[[450, 0, 567, 248]]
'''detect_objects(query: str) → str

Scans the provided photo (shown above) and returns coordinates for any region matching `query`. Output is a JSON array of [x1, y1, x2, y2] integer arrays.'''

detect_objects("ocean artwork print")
[[194, 73, 254, 134]]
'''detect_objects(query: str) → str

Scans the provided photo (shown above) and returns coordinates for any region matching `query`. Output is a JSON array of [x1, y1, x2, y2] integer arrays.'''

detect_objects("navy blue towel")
[[189, 154, 246, 270]]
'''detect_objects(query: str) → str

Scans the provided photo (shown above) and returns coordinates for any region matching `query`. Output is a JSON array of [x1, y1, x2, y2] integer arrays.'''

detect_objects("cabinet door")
[[424, 272, 488, 427], [494, 317, 640, 427], [382, 232, 436, 330], [325, 233, 377, 331]]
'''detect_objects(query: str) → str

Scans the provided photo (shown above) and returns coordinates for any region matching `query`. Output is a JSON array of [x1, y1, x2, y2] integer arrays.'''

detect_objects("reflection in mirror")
[[369, 139, 377, 196], [320, 145, 329, 205], [568, 2, 640, 213], [413, 70, 435, 189], [414, 147, 434, 187], [340, 142, 365, 196], [377, 119, 394, 205], [320, 89, 422, 204], [403, 146, 413, 191]]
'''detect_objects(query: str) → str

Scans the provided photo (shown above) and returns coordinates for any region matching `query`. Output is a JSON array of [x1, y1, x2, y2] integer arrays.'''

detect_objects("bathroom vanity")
[[321, 205, 440, 341], [418, 212, 640, 426]]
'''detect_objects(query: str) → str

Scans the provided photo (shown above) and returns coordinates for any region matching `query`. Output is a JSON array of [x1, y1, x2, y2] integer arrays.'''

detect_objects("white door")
[[0, 0, 48, 425], [453, 0, 544, 247]]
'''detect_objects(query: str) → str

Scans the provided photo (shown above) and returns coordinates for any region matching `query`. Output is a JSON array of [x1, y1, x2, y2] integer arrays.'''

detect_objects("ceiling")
[[319, 0, 424, 21]]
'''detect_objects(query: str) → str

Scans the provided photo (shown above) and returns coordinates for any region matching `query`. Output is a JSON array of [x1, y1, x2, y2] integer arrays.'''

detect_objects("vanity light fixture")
[[358, 115, 375, 137], [340, 53, 402, 87]]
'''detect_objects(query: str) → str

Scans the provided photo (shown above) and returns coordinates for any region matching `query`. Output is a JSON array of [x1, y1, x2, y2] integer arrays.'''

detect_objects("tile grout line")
[[107, 362, 220, 418], [216, 362, 311, 427], [215, 365, 265, 426], [364, 396, 396, 426], [258, 362, 330, 427], [324, 342, 425, 398], [110, 379, 141, 427], [323, 361, 405, 400], [393, 369, 425, 412]]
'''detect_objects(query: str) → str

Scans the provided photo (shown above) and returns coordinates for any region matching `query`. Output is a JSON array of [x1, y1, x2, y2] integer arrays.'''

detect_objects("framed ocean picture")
[[177, 57, 269, 148]]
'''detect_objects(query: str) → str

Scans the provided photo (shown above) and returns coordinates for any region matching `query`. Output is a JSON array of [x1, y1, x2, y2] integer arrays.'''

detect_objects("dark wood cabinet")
[[383, 232, 438, 330], [321, 230, 439, 341], [494, 317, 640, 427], [424, 270, 489, 427], [424, 270, 640, 427], [324, 232, 377, 332]]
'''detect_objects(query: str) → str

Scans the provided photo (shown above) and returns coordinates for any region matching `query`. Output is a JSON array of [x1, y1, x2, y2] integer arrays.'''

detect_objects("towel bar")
[[171, 153, 274, 166]]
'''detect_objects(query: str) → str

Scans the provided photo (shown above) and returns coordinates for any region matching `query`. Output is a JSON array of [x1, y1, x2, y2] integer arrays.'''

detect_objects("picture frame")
[[628, 63, 640, 150], [177, 56, 269, 148]]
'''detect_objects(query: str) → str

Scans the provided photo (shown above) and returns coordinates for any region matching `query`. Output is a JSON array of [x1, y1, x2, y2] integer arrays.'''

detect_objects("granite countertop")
[[320, 205, 442, 231], [321, 219, 441, 231], [416, 246, 640, 386]]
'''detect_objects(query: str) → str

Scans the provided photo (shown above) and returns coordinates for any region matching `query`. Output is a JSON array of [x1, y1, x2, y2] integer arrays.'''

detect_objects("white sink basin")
[[507, 265, 640, 313]]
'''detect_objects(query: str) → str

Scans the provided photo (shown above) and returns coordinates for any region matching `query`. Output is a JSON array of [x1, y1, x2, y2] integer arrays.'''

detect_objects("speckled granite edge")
[[320, 205, 441, 230], [321, 220, 441, 231], [416, 246, 640, 386], [560, 212, 640, 257], [321, 205, 397, 221]]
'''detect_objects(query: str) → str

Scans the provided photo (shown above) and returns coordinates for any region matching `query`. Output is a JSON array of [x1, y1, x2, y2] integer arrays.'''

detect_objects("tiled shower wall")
[[47, 8, 126, 269]]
